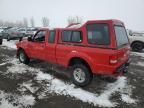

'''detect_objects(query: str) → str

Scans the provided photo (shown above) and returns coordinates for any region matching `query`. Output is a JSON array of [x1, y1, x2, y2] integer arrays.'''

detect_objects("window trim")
[[61, 30, 83, 43], [86, 23, 111, 45], [48, 30, 56, 44], [32, 30, 46, 43]]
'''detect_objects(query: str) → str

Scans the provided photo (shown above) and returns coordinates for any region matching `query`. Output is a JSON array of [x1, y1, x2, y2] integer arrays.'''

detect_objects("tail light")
[[109, 55, 118, 65]]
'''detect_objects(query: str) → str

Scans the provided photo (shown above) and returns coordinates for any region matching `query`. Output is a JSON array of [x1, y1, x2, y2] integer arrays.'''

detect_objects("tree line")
[[0, 16, 82, 28]]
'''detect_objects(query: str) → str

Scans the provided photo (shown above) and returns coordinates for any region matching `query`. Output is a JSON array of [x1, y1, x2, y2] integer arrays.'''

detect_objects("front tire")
[[131, 42, 144, 52], [71, 64, 92, 87], [18, 50, 30, 64]]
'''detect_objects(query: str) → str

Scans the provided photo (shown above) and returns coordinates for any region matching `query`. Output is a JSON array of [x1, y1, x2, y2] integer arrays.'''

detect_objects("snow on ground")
[[0, 40, 138, 107], [1, 58, 136, 107], [2, 39, 17, 49], [135, 62, 144, 67], [130, 61, 144, 68], [121, 94, 136, 104], [18, 81, 39, 94], [0, 90, 35, 108], [131, 51, 144, 58]]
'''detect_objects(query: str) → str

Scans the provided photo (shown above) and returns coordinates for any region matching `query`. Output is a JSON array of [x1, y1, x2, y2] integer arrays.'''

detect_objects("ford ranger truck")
[[16, 19, 130, 87]]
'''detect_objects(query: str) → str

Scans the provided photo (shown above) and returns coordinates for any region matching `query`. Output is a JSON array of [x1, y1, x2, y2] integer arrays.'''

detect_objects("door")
[[45, 30, 57, 63], [29, 30, 46, 60], [56, 30, 82, 66]]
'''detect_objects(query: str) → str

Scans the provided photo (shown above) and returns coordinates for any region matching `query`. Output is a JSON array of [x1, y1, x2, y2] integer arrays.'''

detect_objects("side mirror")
[[28, 36, 32, 41]]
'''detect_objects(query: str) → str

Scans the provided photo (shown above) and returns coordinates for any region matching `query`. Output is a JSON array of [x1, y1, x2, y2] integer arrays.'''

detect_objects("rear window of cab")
[[86, 24, 110, 45]]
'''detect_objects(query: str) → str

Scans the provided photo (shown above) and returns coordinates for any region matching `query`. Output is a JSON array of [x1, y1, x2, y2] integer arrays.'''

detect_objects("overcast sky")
[[0, 0, 144, 31]]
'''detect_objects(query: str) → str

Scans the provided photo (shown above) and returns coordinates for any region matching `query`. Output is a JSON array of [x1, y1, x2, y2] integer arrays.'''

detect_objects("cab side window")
[[48, 31, 55, 43], [71, 31, 82, 42], [61, 31, 82, 43], [33, 31, 45, 42], [61, 31, 72, 42]]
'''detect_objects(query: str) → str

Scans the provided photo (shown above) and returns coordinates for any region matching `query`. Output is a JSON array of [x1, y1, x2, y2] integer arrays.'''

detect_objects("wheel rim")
[[73, 68, 86, 83], [19, 52, 25, 62]]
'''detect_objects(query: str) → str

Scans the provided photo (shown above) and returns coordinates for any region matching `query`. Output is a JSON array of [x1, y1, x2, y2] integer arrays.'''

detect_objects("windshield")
[[114, 26, 129, 47]]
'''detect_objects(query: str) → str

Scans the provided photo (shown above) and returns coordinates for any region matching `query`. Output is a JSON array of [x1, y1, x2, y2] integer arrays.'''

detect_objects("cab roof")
[[40, 19, 124, 30], [65, 19, 124, 29]]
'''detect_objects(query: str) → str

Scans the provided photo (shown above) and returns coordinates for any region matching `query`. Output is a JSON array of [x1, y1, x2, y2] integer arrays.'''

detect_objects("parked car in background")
[[17, 28, 28, 37], [2, 27, 25, 41], [16, 19, 130, 86], [26, 28, 39, 36], [1, 27, 13, 39], [127, 29, 144, 52]]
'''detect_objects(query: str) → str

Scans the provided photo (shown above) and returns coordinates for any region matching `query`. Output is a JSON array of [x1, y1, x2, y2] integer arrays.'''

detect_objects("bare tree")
[[42, 17, 49, 27], [0, 20, 25, 27], [30, 17, 35, 27], [0, 20, 4, 27], [23, 18, 28, 27], [15, 21, 24, 27], [67, 16, 83, 25]]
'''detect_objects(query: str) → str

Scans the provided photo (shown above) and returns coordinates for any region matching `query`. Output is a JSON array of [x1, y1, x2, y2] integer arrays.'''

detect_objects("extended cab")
[[16, 20, 130, 86]]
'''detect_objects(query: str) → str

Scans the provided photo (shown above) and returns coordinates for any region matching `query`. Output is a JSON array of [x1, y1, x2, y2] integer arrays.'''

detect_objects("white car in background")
[[127, 30, 144, 52]]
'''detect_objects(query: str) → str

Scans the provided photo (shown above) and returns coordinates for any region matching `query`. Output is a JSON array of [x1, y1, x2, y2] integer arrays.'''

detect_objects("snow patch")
[[0, 62, 8, 66], [131, 52, 144, 58], [2, 39, 17, 49], [121, 94, 136, 103], [0, 90, 35, 108], [137, 62, 144, 67], [19, 81, 39, 94], [6, 59, 37, 74], [131, 61, 144, 67]]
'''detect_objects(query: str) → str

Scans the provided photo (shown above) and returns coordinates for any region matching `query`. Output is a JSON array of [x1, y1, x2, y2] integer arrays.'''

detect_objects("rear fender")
[[66, 51, 94, 69]]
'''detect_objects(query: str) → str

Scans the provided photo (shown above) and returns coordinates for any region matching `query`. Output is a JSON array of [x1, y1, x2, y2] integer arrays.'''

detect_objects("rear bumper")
[[115, 60, 130, 74], [112, 60, 130, 77], [92, 59, 130, 77]]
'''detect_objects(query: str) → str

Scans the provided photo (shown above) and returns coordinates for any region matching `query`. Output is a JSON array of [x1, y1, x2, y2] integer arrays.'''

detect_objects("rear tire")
[[18, 50, 30, 64], [131, 42, 144, 52], [71, 64, 92, 87]]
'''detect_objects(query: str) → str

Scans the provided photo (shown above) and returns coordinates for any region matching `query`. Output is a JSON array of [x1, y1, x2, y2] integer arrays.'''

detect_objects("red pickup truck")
[[16, 19, 130, 86]]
